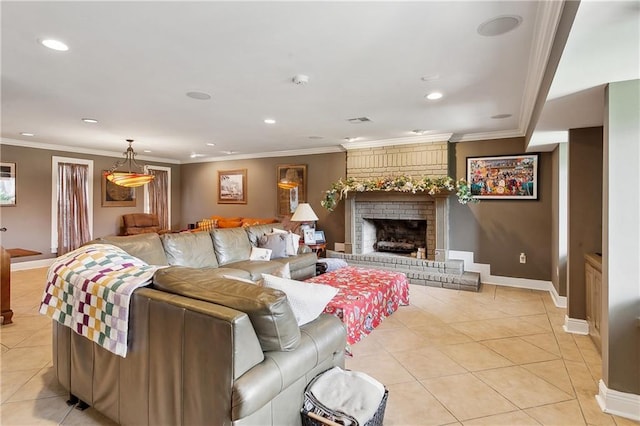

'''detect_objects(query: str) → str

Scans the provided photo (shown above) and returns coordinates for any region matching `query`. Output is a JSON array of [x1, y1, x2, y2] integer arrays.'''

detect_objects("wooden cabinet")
[[1, 247, 13, 325], [585, 253, 602, 352]]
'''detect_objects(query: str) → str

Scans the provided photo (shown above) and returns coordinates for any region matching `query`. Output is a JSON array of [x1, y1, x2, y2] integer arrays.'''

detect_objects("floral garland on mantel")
[[320, 175, 477, 211]]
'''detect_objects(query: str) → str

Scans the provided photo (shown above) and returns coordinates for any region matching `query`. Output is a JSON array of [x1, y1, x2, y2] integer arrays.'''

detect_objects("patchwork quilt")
[[40, 244, 158, 357]]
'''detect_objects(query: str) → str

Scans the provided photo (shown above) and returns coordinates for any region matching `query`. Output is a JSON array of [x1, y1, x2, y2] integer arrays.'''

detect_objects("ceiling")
[[529, 0, 640, 149], [1, 1, 637, 164]]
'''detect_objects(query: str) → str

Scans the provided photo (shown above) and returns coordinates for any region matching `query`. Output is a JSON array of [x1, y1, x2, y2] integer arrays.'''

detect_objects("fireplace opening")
[[364, 218, 427, 253]]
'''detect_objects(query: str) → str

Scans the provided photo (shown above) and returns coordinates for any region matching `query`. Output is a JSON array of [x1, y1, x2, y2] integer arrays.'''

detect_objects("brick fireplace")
[[343, 191, 449, 261], [327, 138, 481, 291]]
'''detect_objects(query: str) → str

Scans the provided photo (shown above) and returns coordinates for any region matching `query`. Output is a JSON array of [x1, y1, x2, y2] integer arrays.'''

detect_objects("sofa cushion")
[[211, 227, 253, 265], [223, 260, 284, 281], [272, 251, 316, 271], [98, 233, 168, 266], [245, 223, 285, 247], [153, 267, 301, 352], [160, 231, 219, 268], [258, 233, 288, 259], [241, 217, 279, 227], [231, 314, 346, 419]]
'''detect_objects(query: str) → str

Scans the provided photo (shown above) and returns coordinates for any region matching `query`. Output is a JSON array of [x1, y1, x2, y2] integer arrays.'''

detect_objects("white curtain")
[[57, 163, 92, 255]]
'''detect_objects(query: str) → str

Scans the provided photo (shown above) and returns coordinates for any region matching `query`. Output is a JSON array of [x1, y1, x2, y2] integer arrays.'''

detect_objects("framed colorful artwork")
[[466, 154, 539, 200]]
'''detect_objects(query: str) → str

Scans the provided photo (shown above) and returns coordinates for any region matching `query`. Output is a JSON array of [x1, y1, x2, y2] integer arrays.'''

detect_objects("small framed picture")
[[0, 162, 16, 206], [218, 169, 247, 204], [314, 230, 326, 243], [303, 228, 316, 244]]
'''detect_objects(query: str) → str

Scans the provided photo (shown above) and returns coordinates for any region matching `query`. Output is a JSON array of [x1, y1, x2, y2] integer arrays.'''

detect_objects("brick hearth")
[[328, 251, 481, 292]]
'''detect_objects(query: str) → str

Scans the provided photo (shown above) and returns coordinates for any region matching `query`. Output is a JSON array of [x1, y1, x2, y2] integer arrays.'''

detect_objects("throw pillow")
[[258, 233, 288, 259], [270, 228, 300, 256], [270, 262, 291, 279], [249, 246, 272, 261], [262, 274, 338, 326]]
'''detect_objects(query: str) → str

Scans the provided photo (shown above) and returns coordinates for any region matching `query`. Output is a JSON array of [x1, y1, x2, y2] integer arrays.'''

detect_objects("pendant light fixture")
[[104, 139, 155, 187]]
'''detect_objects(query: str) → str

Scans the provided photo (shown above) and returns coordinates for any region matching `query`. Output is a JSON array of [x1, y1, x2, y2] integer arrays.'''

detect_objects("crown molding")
[[340, 133, 453, 150], [450, 129, 524, 143], [184, 145, 345, 163], [0, 137, 182, 164], [518, 0, 566, 135]]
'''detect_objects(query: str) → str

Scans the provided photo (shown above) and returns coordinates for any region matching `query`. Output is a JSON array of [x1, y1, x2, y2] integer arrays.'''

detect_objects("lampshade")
[[104, 139, 155, 188], [277, 180, 299, 190], [106, 172, 155, 188], [290, 203, 319, 222]]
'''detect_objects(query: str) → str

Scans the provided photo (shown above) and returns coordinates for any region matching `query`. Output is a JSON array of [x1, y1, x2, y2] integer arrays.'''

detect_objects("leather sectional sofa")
[[51, 224, 347, 425]]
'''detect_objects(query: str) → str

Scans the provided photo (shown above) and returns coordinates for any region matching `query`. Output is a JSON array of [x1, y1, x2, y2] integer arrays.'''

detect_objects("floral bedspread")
[[305, 266, 409, 345]]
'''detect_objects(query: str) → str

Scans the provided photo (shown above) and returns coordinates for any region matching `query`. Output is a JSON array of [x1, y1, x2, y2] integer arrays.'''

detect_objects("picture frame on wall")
[[466, 154, 539, 200], [218, 169, 247, 204], [276, 164, 306, 216], [102, 171, 136, 207], [0, 162, 16, 206]]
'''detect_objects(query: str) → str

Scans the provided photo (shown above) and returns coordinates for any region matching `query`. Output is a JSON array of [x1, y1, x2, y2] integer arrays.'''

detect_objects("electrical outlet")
[[520, 253, 527, 264]]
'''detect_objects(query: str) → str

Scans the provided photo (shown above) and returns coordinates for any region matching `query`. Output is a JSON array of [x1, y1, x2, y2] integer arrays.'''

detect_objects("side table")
[[1, 247, 42, 325], [306, 242, 327, 257]]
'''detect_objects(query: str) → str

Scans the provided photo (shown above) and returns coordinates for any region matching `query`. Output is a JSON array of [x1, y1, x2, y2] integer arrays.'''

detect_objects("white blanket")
[[310, 367, 385, 425]]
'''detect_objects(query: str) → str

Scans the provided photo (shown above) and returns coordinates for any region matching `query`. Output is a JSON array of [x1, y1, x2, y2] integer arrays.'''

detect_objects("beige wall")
[[0, 145, 181, 262], [602, 80, 639, 395], [551, 144, 568, 297], [346, 141, 448, 179], [180, 152, 346, 250], [567, 127, 603, 320], [449, 137, 553, 280]]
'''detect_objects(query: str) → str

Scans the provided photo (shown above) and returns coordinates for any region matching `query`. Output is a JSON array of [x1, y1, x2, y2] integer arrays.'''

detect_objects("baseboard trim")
[[596, 379, 640, 421], [448, 250, 566, 307], [563, 315, 589, 335], [11, 258, 56, 271], [549, 284, 567, 308]]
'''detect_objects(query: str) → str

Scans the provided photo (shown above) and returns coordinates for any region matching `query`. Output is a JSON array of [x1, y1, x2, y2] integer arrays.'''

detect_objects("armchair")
[[122, 213, 166, 235]]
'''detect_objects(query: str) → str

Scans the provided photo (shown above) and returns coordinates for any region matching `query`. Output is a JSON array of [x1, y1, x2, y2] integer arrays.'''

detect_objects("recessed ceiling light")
[[491, 113, 513, 119], [186, 91, 211, 100], [206, 143, 216, 147], [308, 136, 324, 140], [222, 150, 238, 155], [82, 118, 98, 124], [264, 119, 276, 124], [411, 129, 429, 135], [190, 153, 205, 158], [20, 132, 35, 137], [143, 150, 152, 153], [40, 39, 69, 51], [477, 15, 523, 37], [425, 92, 443, 100], [344, 137, 358, 143]]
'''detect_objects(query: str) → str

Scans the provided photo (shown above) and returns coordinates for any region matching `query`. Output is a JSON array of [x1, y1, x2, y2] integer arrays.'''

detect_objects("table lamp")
[[290, 203, 319, 243]]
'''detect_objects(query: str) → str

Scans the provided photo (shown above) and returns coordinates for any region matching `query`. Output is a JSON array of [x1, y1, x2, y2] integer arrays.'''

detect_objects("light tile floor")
[[1, 268, 638, 425]]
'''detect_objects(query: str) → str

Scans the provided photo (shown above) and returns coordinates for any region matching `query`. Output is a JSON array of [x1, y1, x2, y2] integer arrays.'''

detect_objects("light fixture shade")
[[290, 203, 319, 221], [277, 180, 299, 190], [105, 171, 155, 188], [105, 139, 155, 187]]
